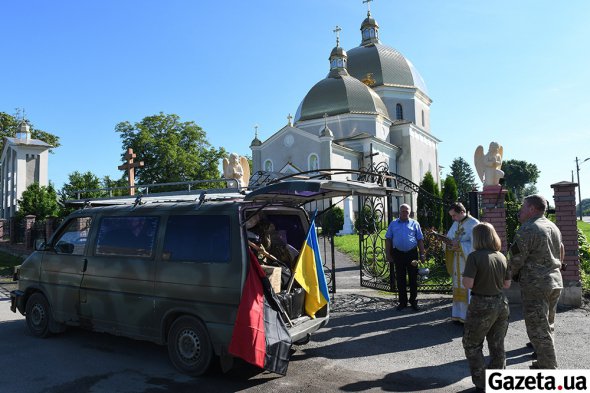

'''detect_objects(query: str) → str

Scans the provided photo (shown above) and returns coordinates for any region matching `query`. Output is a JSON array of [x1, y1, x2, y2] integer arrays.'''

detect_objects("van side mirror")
[[34, 239, 47, 251]]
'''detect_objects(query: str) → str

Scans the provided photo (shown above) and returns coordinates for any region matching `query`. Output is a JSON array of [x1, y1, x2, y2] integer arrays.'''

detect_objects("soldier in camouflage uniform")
[[509, 194, 564, 369], [462, 222, 511, 393]]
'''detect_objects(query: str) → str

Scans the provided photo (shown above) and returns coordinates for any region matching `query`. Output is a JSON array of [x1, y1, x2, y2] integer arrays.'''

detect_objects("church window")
[[308, 154, 319, 172], [264, 160, 273, 172], [396, 104, 403, 120], [419, 159, 424, 180], [421, 110, 425, 126]]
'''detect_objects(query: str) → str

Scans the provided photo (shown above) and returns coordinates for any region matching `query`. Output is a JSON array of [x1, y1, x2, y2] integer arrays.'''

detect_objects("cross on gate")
[[118, 148, 145, 196], [364, 143, 379, 168]]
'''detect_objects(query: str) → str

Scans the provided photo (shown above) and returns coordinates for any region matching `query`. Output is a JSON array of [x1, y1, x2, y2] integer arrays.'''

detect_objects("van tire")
[[167, 316, 213, 376], [25, 293, 52, 338]]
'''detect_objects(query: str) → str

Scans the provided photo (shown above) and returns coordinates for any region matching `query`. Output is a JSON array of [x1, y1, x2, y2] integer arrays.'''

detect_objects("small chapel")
[[250, 7, 440, 230], [0, 121, 51, 219]]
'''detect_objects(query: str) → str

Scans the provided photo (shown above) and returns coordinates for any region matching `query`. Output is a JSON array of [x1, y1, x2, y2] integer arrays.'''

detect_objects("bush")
[[321, 206, 344, 237], [578, 228, 590, 290], [354, 205, 382, 235]]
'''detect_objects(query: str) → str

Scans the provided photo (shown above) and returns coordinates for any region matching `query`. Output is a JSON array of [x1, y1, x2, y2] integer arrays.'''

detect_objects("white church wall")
[[259, 128, 319, 173]]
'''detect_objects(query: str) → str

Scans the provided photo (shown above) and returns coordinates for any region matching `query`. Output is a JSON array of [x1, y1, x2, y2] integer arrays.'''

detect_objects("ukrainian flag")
[[293, 219, 330, 318]]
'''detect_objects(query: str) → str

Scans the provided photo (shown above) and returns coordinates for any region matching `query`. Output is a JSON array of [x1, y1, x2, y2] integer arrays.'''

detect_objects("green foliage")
[[417, 172, 443, 231], [60, 171, 103, 200], [578, 198, 590, 216], [505, 200, 521, 246], [449, 157, 477, 205], [17, 183, 59, 219], [0, 111, 61, 152], [116, 113, 226, 187], [502, 159, 540, 201], [578, 225, 590, 290], [442, 176, 458, 229], [0, 250, 24, 277], [101, 175, 129, 196], [321, 206, 344, 237], [354, 205, 382, 235]]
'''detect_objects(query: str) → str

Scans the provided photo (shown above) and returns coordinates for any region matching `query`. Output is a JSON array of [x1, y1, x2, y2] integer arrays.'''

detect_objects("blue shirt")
[[385, 218, 424, 252]]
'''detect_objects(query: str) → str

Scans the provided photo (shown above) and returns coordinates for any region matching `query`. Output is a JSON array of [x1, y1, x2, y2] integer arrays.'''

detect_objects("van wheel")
[[167, 316, 212, 376], [25, 293, 52, 338]]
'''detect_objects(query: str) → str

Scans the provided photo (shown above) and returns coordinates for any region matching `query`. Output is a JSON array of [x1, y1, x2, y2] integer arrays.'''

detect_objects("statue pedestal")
[[479, 187, 508, 253]]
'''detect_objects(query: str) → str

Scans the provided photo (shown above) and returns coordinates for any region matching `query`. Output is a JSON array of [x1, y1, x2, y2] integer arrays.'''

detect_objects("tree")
[[17, 183, 59, 218], [321, 206, 344, 237], [116, 113, 226, 187], [579, 198, 590, 216], [449, 157, 477, 206], [0, 111, 61, 152], [442, 176, 458, 230], [502, 159, 540, 201], [60, 171, 103, 200], [417, 172, 443, 231], [102, 175, 129, 196]]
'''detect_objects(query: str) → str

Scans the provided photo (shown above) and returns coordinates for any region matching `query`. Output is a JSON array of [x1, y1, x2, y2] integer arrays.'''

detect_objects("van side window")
[[54, 217, 92, 255], [95, 216, 159, 257], [163, 215, 230, 262]]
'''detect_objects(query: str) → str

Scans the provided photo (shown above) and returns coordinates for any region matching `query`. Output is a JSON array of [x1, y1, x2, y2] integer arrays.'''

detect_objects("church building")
[[250, 8, 440, 230], [0, 121, 51, 219]]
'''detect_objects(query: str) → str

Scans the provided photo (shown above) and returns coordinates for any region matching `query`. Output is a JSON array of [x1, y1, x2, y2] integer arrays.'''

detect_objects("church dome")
[[294, 76, 389, 122], [347, 44, 428, 94], [295, 41, 389, 122], [347, 11, 428, 95]]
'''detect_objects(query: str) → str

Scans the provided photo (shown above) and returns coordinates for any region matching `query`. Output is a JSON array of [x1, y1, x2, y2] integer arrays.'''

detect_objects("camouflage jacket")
[[508, 216, 563, 289]]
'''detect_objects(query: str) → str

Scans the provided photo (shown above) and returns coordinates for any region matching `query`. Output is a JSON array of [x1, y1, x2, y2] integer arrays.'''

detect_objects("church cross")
[[364, 143, 379, 167], [363, 0, 373, 13], [333, 25, 342, 46], [287, 113, 293, 126], [254, 124, 259, 138], [118, 147, 144, 196]]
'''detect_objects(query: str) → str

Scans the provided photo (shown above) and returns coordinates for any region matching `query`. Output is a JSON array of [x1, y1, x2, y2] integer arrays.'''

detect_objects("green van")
[[11, 179, 387, 375]]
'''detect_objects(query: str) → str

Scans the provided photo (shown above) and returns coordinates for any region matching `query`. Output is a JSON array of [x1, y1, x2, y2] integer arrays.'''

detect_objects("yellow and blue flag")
[[293, 219, 330, 318]]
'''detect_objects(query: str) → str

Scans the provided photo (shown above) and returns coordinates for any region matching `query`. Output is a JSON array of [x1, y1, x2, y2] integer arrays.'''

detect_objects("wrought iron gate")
[[357, 163, 452, 293]]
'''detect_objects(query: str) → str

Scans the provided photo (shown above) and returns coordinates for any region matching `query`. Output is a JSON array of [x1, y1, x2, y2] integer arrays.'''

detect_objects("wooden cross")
[[364, 143, 379, 167], [118, 148, 144, 196]]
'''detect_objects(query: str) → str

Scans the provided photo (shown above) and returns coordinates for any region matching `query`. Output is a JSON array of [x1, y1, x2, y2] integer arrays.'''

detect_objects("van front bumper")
[[10, 290, 25, 314]]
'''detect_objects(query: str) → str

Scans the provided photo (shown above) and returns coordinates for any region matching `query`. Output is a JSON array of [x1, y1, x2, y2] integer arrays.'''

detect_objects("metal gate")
[[357, 163, 452, 293]]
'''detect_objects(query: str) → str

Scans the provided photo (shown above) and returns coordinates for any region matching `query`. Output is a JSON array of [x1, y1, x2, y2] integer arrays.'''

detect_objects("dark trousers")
[[393, 248, 418, 306]]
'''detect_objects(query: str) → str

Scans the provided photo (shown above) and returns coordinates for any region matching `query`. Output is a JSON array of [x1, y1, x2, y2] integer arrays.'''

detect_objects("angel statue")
[[474, 142, 504, 187], [222, 153, 251, 189]]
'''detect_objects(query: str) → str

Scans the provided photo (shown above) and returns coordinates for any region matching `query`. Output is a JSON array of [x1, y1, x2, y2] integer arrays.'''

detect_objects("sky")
[[2, 0, 589, 203]]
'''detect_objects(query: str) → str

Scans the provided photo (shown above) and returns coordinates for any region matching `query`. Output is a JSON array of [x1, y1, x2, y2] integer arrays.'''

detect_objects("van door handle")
[[82, 258, 88, 272]]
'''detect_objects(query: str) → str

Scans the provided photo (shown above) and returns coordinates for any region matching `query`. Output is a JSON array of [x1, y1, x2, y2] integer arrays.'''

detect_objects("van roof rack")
[[65, 179, 244, 207]]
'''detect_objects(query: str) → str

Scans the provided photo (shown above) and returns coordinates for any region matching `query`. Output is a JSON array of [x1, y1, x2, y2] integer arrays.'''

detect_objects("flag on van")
[[293, 218, 330, 318], [229, 249, 292, 375]]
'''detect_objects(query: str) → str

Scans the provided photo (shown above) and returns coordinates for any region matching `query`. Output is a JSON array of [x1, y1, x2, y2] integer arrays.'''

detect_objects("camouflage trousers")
[[462, 294, 510, 389], [521, 286, 562, 369]]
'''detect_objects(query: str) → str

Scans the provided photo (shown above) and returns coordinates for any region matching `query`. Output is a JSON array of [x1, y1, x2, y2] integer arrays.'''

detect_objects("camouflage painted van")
[[11, 179, 387, 375]]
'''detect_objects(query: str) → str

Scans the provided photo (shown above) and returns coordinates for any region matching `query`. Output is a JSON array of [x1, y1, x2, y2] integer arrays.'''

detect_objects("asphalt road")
[[1, 251, 589, 393]]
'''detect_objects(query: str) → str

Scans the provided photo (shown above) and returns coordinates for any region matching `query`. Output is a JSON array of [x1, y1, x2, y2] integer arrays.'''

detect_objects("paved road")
[[1, 251, 589, 393]]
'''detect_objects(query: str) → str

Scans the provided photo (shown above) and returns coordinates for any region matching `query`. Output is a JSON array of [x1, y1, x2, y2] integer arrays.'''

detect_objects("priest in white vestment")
[[445, 202, 479, 322]]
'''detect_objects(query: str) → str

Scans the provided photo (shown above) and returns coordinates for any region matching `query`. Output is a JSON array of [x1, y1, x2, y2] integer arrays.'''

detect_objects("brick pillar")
[[551, 181, 581, 307], [45, 217, 57, 241], [24, 215, 36, 250], [479, 185, 508, 253], [10, 217, 17, 244]]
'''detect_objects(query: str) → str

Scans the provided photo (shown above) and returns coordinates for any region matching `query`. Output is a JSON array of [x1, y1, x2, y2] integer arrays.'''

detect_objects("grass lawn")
[[0, 250, 24, 277], [579, 220, 590, 240]]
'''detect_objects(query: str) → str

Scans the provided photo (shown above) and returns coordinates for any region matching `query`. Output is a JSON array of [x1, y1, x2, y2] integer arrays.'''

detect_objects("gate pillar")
[[479, 186, 508, 253]]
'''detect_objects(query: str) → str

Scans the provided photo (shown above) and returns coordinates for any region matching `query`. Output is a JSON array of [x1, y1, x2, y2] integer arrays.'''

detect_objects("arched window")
[[308, 154, 319, 172], [396, 104, 403, 120], [264, 160, 273, 172]]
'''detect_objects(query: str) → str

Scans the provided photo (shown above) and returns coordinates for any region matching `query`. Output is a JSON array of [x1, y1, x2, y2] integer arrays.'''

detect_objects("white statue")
[[474, 142, 504, 187], [222, 153, 251, 189]]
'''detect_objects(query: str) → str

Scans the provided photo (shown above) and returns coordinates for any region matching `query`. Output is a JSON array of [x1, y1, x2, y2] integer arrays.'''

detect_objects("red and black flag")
[[229, 249, 292, 375]]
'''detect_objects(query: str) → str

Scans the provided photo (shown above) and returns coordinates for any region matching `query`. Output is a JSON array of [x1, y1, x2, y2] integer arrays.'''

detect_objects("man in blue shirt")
[[385, 204, 426, 311]]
